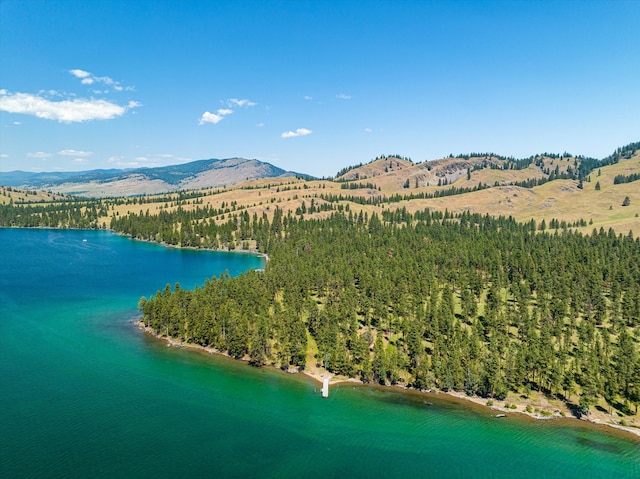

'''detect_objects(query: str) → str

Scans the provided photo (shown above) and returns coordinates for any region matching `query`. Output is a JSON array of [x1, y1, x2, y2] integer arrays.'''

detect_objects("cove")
[[0, 228, 638, 478]]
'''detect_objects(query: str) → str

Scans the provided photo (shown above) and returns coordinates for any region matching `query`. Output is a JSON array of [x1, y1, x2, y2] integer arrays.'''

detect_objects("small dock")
[[321, 377, 330, 398]]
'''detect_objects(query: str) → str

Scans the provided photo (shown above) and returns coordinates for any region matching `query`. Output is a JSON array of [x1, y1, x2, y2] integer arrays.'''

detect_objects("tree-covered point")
[[140, 209, 640, 415]]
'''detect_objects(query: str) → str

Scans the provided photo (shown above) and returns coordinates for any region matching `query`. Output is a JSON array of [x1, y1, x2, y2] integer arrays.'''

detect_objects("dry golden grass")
[[342, 150, 640, 236], [0, 186, 65, 204], [336, 157, 414, 181], [104, 150, 640, 236], [9, 149, 640, 237]]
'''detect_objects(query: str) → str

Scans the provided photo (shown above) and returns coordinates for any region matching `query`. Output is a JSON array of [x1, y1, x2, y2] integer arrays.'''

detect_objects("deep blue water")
[[1, 228, 638, 478]]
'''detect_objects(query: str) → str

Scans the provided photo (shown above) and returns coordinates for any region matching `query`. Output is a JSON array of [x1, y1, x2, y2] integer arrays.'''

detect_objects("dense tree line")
[[140, 209, 640, 416], [318, 183, 493, 206], [340, 182, 380, 190], [614, 173, 640, 185], [0, 201, 107, 228]]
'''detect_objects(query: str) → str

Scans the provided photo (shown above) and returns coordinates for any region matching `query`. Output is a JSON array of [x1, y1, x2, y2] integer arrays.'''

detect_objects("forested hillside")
[[139, 209, 640, 416], [2, 142, 640, 420]]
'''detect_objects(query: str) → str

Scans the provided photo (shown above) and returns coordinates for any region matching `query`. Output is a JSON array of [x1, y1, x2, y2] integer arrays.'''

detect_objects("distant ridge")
[[0, 157, 308, 197]]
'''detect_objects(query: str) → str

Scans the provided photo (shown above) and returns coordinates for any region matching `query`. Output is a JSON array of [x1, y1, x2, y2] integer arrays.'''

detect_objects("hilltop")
[[1, 141, 638, 236]]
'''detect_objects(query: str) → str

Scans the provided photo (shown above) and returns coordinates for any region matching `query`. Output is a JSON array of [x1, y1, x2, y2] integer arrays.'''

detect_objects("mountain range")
[[0, 157, 305, 197]]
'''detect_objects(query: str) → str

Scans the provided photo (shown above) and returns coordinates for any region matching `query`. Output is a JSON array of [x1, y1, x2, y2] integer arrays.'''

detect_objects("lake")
[[1, 228, 638, 478]]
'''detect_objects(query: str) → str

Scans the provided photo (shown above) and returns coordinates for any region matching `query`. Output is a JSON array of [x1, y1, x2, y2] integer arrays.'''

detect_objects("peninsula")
[[2, 142, 640, 439]]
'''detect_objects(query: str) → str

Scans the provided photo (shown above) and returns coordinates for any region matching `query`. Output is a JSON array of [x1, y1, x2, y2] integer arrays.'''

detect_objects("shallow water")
[[1, 228, 638, 478]]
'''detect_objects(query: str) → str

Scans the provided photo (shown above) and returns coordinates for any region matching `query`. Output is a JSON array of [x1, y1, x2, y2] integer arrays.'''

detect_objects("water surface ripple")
[[1, 229, 638, 478]]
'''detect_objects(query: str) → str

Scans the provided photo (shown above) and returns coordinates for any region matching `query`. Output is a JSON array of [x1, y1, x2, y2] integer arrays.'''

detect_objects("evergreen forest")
[[135, 208, 640, 415], [2, 141, 639, 418]]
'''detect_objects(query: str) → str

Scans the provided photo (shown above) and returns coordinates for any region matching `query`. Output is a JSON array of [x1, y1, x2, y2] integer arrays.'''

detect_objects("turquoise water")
[[1, 229, 638, 478]]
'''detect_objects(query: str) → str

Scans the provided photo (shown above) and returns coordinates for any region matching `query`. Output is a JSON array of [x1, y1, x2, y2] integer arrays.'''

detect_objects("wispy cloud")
[[69, 69, 134, 92], [281, 128, 312, 138], [199, 97, 257, 125], [156, 153, 192, 163], [336, 93, 351, 100], [0, 90, 140, 122], [304, 95, 313, 101], [227, 98, 257, 108], [106, 153, 191, 168], [72, 158, 88, 164], [364, 128, 372, 133], [27, 151, 53, 159], [58, 149, 93, 157]]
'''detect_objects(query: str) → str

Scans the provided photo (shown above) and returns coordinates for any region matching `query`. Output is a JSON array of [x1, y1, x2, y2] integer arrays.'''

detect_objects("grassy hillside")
[[2, 143, 639, 236], [102, 145, 638, 236], [3, 143, 640, 428], [0, 186, 65, 204]]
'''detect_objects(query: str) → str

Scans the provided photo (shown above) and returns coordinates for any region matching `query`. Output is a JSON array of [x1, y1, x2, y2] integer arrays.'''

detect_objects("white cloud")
[[0, 154, 9, 158], [199, 98, 255, 125], [156, 153, 191, 162], [94, 76, 115, 85], [0, 91, 140, 122], [364, 128, 372, 133], [28, 151, 53, 159], [281, 128, 312, 138], [72, 158, 88, 164], [13, 121, 21, 126], [256, 122, 264, 127], [304, 95, 313, 101], [227, 98, 257, 108], [69, 69, 91, 79], [336, 93, 352, 100], [69, 69, 132, 92], [199, 108, 233, 125], [199, 111, 224, 125], [59, 149, 93, 157]]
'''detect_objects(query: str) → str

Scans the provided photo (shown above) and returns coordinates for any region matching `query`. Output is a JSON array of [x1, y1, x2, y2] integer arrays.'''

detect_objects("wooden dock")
[[321, 377, 330, 398]]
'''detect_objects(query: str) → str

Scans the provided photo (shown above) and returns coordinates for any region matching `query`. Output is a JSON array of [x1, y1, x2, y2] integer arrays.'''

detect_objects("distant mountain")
[[0, 158, 309, 197]]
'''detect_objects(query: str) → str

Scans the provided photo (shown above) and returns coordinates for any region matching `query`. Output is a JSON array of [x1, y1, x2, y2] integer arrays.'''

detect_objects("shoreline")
[[136, 320, 640, 441], [110, 229, 269, 261], [13, 226, 635, 439], [0, 226, 269, 263]]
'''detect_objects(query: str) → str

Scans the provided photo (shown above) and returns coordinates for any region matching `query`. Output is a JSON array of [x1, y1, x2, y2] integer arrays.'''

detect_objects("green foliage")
[[131, 209, 640, 410], [614, 173, 640, 185], [4, 176, 640, 413]]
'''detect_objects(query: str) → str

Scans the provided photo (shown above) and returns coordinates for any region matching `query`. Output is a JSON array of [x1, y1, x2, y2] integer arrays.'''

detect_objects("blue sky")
[[1, 0, 639, 178]]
